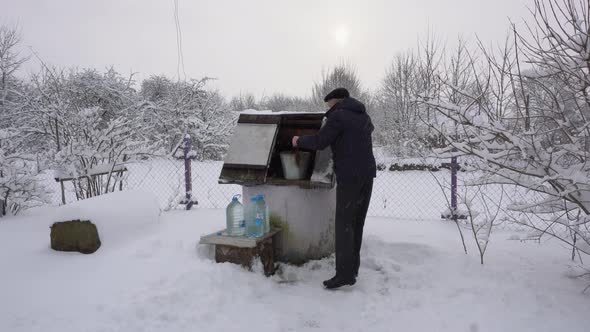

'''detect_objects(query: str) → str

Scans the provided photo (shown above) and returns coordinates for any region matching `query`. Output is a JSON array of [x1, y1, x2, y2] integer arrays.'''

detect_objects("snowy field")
[[1, 191, 589, 332]]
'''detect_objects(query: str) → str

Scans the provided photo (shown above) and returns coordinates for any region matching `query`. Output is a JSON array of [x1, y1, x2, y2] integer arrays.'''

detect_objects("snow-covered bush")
[[418, 0, 590, 261], [141, 76, 236, 161], [0, 128, 50, 215], [0, 24, 50, 216], [16, 66, 148, 200], [52, 106, 146, 199]]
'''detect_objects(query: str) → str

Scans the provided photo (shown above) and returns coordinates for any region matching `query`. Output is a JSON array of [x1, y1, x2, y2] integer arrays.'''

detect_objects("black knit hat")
[[323, 87, 350, 102]]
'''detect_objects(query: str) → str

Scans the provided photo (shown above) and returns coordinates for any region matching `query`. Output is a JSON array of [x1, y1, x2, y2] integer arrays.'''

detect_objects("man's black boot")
[[323, 275, 356, 289]]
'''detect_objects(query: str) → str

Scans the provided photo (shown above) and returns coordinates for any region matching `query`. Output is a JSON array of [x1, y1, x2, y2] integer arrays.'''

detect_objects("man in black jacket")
[[292, 88, 376, 289]]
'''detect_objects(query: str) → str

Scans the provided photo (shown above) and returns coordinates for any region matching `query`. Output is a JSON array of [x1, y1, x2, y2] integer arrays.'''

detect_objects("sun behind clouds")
[[333, 26, 350, 47]]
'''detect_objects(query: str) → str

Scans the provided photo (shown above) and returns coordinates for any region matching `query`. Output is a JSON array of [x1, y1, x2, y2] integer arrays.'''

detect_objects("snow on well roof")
[[240, 109, 325, 116]]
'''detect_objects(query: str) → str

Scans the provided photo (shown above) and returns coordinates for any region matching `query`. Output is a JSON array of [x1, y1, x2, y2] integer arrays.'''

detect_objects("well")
[[219, 112, 336, 264]]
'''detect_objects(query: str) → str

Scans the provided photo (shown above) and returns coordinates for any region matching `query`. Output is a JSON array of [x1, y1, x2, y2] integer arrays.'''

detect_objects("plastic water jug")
[[246, 196, 264, 237], [256, 195, 270, 234], [225, 195, 245, 236]]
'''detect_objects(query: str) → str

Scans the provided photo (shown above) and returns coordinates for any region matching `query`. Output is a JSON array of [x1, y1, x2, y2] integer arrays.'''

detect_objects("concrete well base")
[[243, 185, 336, 264]]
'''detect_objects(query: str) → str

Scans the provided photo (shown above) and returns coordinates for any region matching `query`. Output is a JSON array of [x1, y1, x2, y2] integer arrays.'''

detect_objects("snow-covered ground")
[[1, 191, 589, 332]]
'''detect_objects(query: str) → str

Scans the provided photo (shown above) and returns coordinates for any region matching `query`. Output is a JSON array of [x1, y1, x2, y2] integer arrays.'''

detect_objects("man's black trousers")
[[334, 178, 374, 279]]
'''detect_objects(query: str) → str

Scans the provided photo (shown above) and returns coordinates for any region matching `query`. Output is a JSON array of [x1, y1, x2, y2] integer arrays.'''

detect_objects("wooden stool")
[[199, 229, 281, 276]]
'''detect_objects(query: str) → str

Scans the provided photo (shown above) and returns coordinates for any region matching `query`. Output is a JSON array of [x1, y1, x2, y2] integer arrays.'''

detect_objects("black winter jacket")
[[297, 97, 377, 182]]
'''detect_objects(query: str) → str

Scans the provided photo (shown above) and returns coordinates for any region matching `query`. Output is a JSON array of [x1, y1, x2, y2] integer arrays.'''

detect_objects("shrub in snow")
[[461, 190, 501, 264], [52, 105, 145, 200], [20, 67, 150, 201], [0, 129, 50, 216]]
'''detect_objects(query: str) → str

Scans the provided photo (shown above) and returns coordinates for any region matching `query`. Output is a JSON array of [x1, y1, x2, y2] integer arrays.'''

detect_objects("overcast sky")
[[2, 0, 531, 98]]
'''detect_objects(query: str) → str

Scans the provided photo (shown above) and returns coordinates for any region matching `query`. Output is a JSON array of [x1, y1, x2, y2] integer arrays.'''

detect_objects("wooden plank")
[[235, 113, 325, 128], [218, 167, 267, 185], [265, 178, 333, 189], [199, 229, 281, 248], [280, 114, 324, 127], [223, 163, 267, 170], [238, 114, 282, 124], [238, 113, 324, 125], [280, 113, 325, 119], [200, 233, 258, 248]]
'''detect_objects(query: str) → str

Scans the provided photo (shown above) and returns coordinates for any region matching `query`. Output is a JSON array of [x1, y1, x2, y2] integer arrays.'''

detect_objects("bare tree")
[[378, 52, 420, 147], [259, 93, 315, 113], [228, 92, 258, 112], [312, 62, 365, 107], [376, 35, 448, 156], [0, 24, 29, 110], [418, 0, 590, 261]]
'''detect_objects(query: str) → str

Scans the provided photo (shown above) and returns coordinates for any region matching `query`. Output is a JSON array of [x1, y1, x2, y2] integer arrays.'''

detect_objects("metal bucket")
[[280, 151, 311, 180]]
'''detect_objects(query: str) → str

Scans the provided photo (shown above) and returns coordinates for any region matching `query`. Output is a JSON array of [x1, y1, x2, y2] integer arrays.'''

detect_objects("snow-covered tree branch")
[[418, 0, 590, 259]]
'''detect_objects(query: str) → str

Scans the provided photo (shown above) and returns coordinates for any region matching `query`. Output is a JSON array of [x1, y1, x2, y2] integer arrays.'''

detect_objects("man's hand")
[[292, 136, 299, 147]]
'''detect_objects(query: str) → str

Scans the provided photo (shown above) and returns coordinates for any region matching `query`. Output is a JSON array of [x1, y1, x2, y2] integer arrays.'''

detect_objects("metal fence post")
[[451, 151, 458, 221], [183, 134, 195, 210]]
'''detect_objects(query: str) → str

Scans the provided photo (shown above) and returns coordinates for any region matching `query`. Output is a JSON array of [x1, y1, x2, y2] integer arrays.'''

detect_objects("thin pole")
[[183, 134, 193, 210], [451, 149, 458, 221], [60, 181, 66, 205]]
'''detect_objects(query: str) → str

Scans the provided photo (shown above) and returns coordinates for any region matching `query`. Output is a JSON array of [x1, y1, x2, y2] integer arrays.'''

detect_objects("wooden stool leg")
[[259, 238, 275, 276]]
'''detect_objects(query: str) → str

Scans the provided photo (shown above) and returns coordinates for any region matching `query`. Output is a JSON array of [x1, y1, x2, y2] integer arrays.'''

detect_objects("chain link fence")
[[44, 158, 242, 211], [42, 142, 538, 231]]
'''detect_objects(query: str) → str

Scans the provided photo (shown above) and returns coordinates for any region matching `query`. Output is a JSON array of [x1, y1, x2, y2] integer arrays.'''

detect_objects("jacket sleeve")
[[297, 114, 344, 150]]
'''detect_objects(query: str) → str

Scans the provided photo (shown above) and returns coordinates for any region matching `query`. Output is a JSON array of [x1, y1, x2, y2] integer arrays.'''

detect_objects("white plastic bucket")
[[280, 151, 311, 180]]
